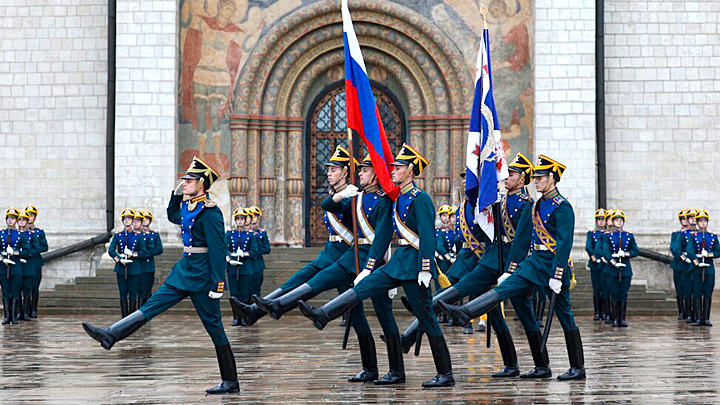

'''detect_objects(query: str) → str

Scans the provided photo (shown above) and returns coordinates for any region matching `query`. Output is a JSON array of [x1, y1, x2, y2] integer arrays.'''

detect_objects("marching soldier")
[[84, 156, 240, 394], [586, 208, 607, 320], [16, 210, 39, 321], [1, 208, 27, 325], [231, 146, 354, 326], [440, 155, 586, 381], [107, 208, 146, 317], [673, 208, 699, 323], [602, 210, 638, 327], [687, 210, 719, 326], [140, 211, 163, 305], [670, 209, 689, 320], [298, 144, 456, 388], [25, 205, 48, 318], [226, 208, 260, 326], [249, 206, 270, 299], [601, 210, 615, 324]]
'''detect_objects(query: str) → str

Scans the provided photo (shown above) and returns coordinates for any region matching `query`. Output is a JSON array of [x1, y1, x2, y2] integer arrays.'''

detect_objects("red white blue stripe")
[[465, 26, 508, 240], [342, 0, 399, 200]]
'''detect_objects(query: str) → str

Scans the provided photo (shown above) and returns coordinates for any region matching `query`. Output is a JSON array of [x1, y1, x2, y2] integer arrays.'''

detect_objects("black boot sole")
[[82, 323, 115, 350]]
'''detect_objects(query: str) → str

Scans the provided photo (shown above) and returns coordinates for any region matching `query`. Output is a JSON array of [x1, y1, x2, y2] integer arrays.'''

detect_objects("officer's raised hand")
[[174, 181, 184, 196], [335, 184, 359, 200], [208, 282, 225, 299]]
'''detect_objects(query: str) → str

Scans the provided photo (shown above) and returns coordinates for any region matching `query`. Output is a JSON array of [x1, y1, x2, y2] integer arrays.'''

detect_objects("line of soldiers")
[[1, 206, 48, 325], [671, 208, 718, 326], [229, 145, 585, 387], [225, 205, 270, 326], [108, 209, 163, 318], [585, 209, 639, 327]]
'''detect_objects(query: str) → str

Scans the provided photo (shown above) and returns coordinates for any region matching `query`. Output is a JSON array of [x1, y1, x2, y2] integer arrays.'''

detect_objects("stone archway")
[[229, 0, 473, 246]]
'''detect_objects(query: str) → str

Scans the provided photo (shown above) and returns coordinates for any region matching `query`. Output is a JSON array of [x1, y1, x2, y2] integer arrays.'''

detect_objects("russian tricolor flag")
[[465, 25, 508, 240], [342, 0, 399, 200]]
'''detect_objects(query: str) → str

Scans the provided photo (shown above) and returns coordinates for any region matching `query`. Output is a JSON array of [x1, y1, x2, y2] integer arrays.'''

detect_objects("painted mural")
[[178, 0, 534, 173]]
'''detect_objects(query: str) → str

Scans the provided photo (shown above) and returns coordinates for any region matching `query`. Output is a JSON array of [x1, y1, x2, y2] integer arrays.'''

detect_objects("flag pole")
[[342, 127, 361, 350]]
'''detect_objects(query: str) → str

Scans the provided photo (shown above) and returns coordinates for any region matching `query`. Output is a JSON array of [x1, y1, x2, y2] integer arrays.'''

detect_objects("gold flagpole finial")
[[480, 4, 488, 29]]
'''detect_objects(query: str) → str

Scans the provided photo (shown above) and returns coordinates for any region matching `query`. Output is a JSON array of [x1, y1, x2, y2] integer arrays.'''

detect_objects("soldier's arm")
[[670, 232, 684, 259], [19, 236, 34, 258], [711, 235, 720, 259], [686, 237, 698, 262], [108, 236, 120, 261], [627, 234, 639, 258], [261, 231, 271, 255], [224, 232, 233, 255], [154, 233, 163, 256], [506, 201, 533, 270], [166, 193, 183, 225], [550, 203, 574, 279], [415, 194, 437, 277], [435, 231, 448, 261], [585, 232, 595, 260], [204, 208, 228, 289], [364, 196, 393, 270], [320, 195, 352, 216], [38, 230, 49, 253], [135, 235, 148, 259], [245, 234, 263, 259]]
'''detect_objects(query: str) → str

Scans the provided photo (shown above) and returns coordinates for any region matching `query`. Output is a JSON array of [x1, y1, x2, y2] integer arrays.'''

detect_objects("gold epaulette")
[[410, 188, 421, 197], [204, 198, 217, 208]]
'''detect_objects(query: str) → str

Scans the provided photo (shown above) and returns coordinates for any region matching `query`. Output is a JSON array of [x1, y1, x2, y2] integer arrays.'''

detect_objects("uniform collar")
[[400, 182, 415, 195], [508, 187, 523, 196], [542, 188, 559, 200], [333, 182, 348, 193], [364, 184, 380, 194], [190, 194, 206, 203]]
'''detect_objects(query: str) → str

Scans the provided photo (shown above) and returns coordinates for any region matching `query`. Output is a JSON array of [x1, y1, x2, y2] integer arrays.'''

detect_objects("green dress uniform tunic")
[[138, 192, 230, 346], [225, 229, 260, 304], [671, 229, 696, 321], [600, 231, 614, 304], [108, 230, 147, 308], [670, 231, 684, 305], [687, 231, 719, 299], [435, 228, 455, 274], [585, 229, 604, 299], [28, 228, 48, 297], [18, 230, 40, 317], [601, 230, 639, 303], [0, 229, 29, 300]]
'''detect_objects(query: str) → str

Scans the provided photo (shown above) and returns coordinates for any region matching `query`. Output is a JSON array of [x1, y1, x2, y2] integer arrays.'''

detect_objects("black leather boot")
[[520, 330, 551, 378], [206, 344, 240, 394], [536, 296, 546, 327], [129, 296, 137, 314], [704, 296, 713, 326], [394, 320, 420, 354], [232, 288, 283, 326], [253, 283, 314, 320], [677, 296, 684, 320], [374, 332, 405, 385], [620, 300, 628, 327], [230, 299, 240, 327], [402, 287, 463, 317], [30, 293, 38, 318], [23, 295, 32, 321], [10, 298, 19, 324], [120, 299, 128, 318], [593, 294, 601, 321], [298, 289, 358, 330], [17, 295, 27, 321], [422, 335, 455, 387], [694, 298, 703, 326], [613, 302, 620, 327], [685, 297, 693, 323], [349, 333, 379, 382], [492, 328, 519, 377], [2, 298, 10, 325], [438, 290, 501, 328], [82, 310, 147, 350], [463, 323, 474, 334], [604, 298, 613, 324], [557, 329, 586, 380]]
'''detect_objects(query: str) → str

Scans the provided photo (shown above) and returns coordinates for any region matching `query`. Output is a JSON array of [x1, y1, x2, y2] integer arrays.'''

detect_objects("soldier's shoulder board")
[[204, 199, 217, 208], [518, 192, 530, 201], [410, 187, 421, 197], [552, 195, 566, 205]]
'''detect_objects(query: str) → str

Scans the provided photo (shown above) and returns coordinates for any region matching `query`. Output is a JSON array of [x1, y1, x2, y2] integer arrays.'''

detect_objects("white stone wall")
[[533, 0, 598, 231], [605, 0, 720, 236], [114, 0, 179, 235], [0, 0, 108, 236]]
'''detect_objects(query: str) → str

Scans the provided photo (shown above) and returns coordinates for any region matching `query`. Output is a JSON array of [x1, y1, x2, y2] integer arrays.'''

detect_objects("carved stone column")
[[285, 121, 304, 246]]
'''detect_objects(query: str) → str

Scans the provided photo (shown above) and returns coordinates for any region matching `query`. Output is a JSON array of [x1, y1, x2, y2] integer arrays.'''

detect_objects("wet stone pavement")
[[1, 312, 720, 404]]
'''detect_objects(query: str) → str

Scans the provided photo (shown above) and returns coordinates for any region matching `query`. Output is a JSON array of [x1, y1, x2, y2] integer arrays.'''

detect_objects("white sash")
[[393, 204, 419, 250], [327, 212, 353, 245], [358, 192, 392, 261]]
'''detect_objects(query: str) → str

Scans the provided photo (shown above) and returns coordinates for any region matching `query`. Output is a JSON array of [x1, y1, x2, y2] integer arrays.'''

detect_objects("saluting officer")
[[25, 205, 48, 318], [440, 155, 586, 381], [586, 208, 607, 320], [299, 144, 456, 388], [232, 146, 355, 326], [602, 210, 638, 327], [670, 209, 689, 320], [141, 211, 163, 305], [687, 210, 719, 326], [84, 156, 239, 394]]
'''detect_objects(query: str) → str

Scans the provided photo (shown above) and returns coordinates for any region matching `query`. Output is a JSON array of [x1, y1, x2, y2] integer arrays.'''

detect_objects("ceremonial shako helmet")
[[392, 143, 429, 176], [532, 154, 566, 182], [358, 154, 373, 168], [249, 206, 262, 217], [18, 210, 30, 220], [696, 210, 709, 220], [24, 205, 38, 216], [508, 153, 534, 185], [438, 204, 452, 216], [181, 156, 220, 190], [449, 206, 458, 216], [238, 208, 251, 217], [144, 211, 153, 222], [120, 208, 135, 219], [686, 208, 699, 219], [5, 207, 20, 218], [612, 210, 626, 221], [232, 207, 244, 218], [594, 208, 607, 219], [324, 146, 354, 169], [678, 209, 688, 220], [133, 210, 145, 219]]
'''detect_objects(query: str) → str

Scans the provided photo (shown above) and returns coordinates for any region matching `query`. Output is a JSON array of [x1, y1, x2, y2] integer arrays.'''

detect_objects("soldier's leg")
[[116, 274, 129, 318], [703, 274, 714, 326], [509, 293, 551, 378], [32, 267, 42, 317], [0, 272, 10, 324], [590, 270, 602, 320], [403, 280, 455, 387], [128, 275, 140, 313], [683, 270, 694, 323], [369, 292, 405, 385], [344, 297, 381, 383], [189, 290, 240, 394], [485, 298, 520, 377], [226, 273, 241, 326], [619, 275, 631, 327], [551, 288, 585, 381], [608, 276, 621, 326], [673, 269, 684, 319], [692, 271, 703, 326], [9, 275, 21, 324], [602, 271, 613, 323], [21, 276, 33, 320]]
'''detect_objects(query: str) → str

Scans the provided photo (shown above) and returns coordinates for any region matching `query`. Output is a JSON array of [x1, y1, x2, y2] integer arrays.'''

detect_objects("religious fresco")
[[178, 0, 533, 173]]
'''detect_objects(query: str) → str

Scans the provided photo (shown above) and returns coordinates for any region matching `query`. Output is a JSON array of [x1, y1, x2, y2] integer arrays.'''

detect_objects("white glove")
[[226, 255, 231, 262], [123, 248, 132, 257], [174, 181, 184, 196], [614, 262, 626, 268], [549, 278, 562, 295], [229, 260, 242, 266], [449, 255, 457, 264], [236, 249, 245, 258], [611, 253, 620, 258], [120, 259, 133, 265], [354, 269, 371, 286], [702, 249, 709, 258], [388, 288, 398, 299], [685, 258, 692, 264], [20, 259, 26, 264], [617, 249, 625, 257], [595, 259, 603, 264], [698, 262, 710, 268], [497, 272, 511, 285], [208, 291, 223, 299], [2, 258, 15, 265], [418, 271, 432, 288], [336, 184, 360, 200], [6, 246, 13, 255]]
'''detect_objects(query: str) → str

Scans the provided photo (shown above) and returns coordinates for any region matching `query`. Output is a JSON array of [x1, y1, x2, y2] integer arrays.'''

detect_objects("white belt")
[[462, 242, 471, 249], [329, 235, 349, 244], [398, 239, 415, 247], [183, 246, 209, 254], [502, 236, 511, 243], [534, 244, 550, 251], [357, 238, 371, 246]]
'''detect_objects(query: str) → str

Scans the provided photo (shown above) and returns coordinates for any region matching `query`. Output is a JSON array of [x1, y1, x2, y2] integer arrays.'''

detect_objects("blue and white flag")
[[465, 26, 508, 241]]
